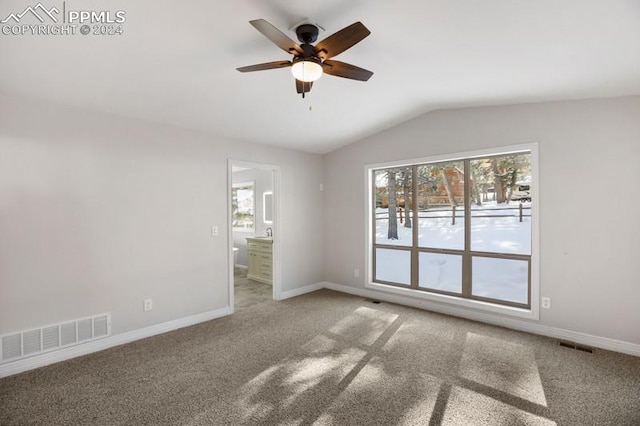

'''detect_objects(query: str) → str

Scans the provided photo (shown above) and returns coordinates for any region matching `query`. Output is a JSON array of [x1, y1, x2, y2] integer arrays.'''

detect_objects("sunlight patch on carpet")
[[442, 386, 556, 425], [328, 306, 398, 346], [315, 362, 442, 425], [458, 332, 548, 407]]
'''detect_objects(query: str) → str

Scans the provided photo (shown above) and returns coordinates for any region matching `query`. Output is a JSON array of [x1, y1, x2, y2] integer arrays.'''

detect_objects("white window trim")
[[364, 142, 540, 320]]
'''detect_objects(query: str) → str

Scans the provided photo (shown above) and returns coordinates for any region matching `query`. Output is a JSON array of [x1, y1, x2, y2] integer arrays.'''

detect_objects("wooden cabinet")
[[246, 238, 273, 285]]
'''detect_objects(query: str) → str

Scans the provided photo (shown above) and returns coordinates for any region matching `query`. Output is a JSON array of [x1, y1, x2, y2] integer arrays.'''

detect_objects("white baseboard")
[[322, 282, 640, 357], [0, 307, 231, 379], [279, 282, 324, 300], [4, 282, 637, 379]]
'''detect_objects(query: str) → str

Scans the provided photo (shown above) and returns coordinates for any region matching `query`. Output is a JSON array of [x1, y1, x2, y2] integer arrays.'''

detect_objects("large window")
[[232, 182, 255, 231], [370, 147, 535, 310]]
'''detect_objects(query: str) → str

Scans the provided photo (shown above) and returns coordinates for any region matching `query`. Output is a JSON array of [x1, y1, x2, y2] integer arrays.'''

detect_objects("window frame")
[[365, 143, 539, 320]]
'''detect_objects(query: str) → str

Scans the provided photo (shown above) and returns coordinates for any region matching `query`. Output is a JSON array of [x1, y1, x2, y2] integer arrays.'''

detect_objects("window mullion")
[[462, 159, 472, 297], [411, 165, 419, 288]]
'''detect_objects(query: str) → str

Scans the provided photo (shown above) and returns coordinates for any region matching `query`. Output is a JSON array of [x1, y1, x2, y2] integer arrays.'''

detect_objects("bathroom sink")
[[253, 236, 273, 240]]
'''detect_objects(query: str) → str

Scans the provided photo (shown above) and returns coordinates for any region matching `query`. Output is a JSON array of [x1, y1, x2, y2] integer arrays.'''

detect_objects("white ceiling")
[[1, 0, 639, 153]]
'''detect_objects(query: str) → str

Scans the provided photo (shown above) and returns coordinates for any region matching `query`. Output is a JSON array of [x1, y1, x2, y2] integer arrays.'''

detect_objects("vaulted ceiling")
[[2, 0, 639, 153]]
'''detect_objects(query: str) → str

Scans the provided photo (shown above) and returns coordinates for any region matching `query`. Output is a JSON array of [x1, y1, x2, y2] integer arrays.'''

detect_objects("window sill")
[[365, 281, 539, 321]]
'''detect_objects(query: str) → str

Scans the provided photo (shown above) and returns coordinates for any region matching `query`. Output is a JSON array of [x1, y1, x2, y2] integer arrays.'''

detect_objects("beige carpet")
[[1, 289, 639, 425]]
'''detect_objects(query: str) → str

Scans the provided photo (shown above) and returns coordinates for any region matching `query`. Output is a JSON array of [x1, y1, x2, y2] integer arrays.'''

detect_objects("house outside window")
[[368, 144, 538, 317]]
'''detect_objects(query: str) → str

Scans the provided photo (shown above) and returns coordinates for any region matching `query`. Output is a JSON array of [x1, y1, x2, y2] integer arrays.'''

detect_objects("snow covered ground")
[[374, 202, 531, 304]]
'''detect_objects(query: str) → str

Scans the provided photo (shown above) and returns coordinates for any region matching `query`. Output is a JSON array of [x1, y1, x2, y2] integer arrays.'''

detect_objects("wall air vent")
[[0, 313, 111, 364]]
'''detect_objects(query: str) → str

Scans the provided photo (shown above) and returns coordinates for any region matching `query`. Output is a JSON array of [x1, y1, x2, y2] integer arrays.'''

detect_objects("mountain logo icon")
[[1, 3, 60, 24]]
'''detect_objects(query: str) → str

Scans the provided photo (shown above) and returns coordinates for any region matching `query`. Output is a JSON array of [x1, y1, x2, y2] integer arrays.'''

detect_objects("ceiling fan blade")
[[249, 19, 303, 55], [237, 61, 292, 73], [314, 22, 371, 60], [295, 79, 313, 94], [322, 60, 373, 81]]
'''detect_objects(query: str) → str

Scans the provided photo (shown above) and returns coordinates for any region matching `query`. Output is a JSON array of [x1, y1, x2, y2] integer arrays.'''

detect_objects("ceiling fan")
[[237, 19, 373, 98]]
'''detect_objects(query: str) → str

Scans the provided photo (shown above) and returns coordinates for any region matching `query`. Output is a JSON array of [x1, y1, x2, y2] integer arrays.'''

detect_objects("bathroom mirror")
[[263, 191, 273, 224]]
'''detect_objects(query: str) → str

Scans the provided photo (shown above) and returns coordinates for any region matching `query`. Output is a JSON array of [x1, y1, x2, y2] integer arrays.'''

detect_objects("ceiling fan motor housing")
[[296, 24, 319, 44], [298, 43, 317, 59]]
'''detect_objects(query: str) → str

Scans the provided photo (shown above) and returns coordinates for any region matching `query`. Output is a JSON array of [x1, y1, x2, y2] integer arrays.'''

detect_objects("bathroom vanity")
[[246, 237, 273, 285]]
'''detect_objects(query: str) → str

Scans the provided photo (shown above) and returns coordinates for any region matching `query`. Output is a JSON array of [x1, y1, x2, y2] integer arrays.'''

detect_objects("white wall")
[[323, 96, 640, 345], [232, 168, 273, 267], [3, 92, 638, 360], [0, 93, 323, 337]]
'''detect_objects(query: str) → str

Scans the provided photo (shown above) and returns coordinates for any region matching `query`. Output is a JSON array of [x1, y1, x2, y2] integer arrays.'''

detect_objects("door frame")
[[227, 159, 281, 312]]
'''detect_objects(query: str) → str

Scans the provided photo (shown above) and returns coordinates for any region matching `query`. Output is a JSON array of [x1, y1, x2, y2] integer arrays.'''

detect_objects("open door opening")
[[228, 160, 280, 312]]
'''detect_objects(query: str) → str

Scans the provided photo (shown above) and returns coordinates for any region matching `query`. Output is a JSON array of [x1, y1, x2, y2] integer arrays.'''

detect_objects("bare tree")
[[470, 159, 493, 202], [441, 167, 458, 207], [387, 169, 398, 240], [402, 169, 412, 228], [469, 169, 482, 206], [456, 165, 482, 206], [491, 159, 506, 203]]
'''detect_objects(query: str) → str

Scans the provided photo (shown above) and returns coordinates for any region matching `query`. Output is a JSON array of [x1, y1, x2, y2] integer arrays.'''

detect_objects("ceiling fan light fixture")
[[291, 58, 323, 82]]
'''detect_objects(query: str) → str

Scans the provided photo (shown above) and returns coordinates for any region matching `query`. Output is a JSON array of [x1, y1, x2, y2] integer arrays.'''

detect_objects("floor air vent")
[[558, 341, 594, 353], [0, 313, 111, 364]]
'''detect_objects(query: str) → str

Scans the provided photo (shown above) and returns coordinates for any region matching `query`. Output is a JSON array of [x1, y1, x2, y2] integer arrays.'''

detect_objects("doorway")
[[228, 160, 280, 312]]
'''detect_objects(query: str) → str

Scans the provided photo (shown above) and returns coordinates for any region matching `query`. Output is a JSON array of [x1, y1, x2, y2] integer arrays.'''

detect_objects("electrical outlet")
[[211, 225, 218, 236], [144, 299, 153, 311], [354, 268, 360, 278], [541, 297, 551, 309]]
